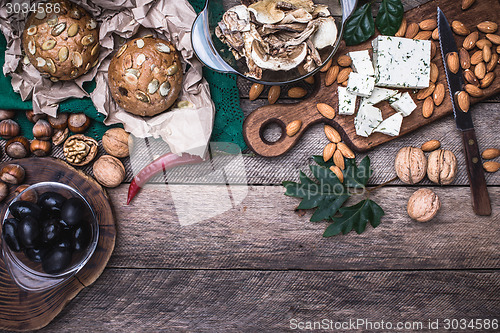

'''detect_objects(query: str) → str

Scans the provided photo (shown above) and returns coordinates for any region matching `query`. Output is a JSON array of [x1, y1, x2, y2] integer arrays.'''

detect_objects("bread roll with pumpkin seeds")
[[21, 0, 100, 81], [107, 37, 183, 117]]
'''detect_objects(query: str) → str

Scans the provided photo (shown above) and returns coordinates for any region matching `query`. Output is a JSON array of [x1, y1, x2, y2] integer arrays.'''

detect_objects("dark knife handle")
[[461, 129, 491, 216]]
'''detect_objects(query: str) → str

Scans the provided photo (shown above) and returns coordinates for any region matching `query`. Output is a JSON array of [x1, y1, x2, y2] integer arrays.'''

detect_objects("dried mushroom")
[[63, 134, 98, 166]]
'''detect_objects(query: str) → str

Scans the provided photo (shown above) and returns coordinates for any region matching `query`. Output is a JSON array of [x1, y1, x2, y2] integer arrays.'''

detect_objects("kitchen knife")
[[437, 8, 491, 216]]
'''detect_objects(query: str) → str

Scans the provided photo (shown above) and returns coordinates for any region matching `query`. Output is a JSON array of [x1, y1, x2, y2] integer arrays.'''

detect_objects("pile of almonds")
[[321, 126, 355, 182], [321, 54, 352, 88], [249, 82, 309, 104], [482, 147, 500, 173]]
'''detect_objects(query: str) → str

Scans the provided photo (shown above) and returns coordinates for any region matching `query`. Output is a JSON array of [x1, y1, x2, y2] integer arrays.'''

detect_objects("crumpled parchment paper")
[[0, 0, 214, 157]]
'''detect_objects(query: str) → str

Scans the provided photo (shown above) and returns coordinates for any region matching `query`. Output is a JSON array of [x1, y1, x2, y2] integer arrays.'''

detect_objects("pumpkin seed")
[[155, 43, 170, 53], [50, 77, 59, 82], [177, 100, 193, 108], [85, 62, 91, 71], [23, 56, 30, 65], [86, 18, 97, 30], [148, 79, 159, 94], [28, 41, 36, 55], [92, 58, 99, 68], [46, 58, 56, 74], [67, 23, 79, 37], [72, 52, 83, 67], [116, 44, 127, 58], [123, 54, 133, 69], [159, 81, 171, 96], [69, 9, 81, 20], [166, 63, 178, 76], [36, 57, 46, 67], [58, 46, 69, 62], [51, 22, 66, 36], [70, 69, 79, 78], [150, 64, 156, 71], [143, 34, 153, 38], [135, 91, 150, 103], [35, 10, 46, 20], [125, 68, 140, 78], [91, 43, 100, 56], [124, 73, 138, 84], [136, 54, 146, 66], [47, 15, 58, 27], [42, 39, 56, 50], [27, 25, 37, 36], [81, 34, 94, 46], [136, 39, 145, 49]]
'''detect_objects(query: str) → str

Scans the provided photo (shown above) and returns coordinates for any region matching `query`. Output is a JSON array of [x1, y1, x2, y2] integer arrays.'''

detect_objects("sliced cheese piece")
[[390, 92, 417, 117], [362, 87, 398, 105], [372, 36, 431, 89], [346, 73, 375, 97], [374, 112, 403, 136], [354, 103, 383, 137], [337, 86, 357, 115], [348, 50, 375, 76]]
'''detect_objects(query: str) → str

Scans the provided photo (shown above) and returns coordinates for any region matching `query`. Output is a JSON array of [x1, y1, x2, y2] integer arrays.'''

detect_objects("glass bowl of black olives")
[[1, 182, 99, 292]]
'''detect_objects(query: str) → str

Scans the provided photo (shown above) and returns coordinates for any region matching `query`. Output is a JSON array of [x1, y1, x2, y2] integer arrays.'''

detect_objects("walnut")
[[63, 134, 98, 166], [102, 128, 130, 158], [394, 147, 427, 184], [407, 188, 441, 222], [92, 155, 125, 188], [427, 149, 457, 185]]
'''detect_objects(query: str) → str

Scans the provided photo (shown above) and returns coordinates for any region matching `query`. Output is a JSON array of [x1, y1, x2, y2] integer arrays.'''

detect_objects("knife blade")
[[437, 7, 491, 216]]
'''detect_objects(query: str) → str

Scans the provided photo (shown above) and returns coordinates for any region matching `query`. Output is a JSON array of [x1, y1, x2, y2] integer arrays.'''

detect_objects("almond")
[[337, 55, 352, 67], [451, 21, 470, 36], [316, 103, 335, 119], [422, 96, 434, 118], [457, 91, 470, 112], [430, 62, 439, 83], [286, 120, 302, 137], [433, 83, 445, 106], [482, 148, 500, 160], [476, 39, 492, 49], [487, 53, 498, 72], [461, 0, 475, 10], [405, 22, 419, 39], [320, 58, 332, 72], [249, 83, 264, 101], [470, 50, 483, 65], [341, 80, 348, 87], [395, 17, 407, 37], [486, 34, 500, 44], [304, 76, 314, 84], [477, 21, 498, 34], [446, 52, 460, 74], [465, 84, 484, 97], [459, 48, 471, 69], [483, 161, 500, 173], [333, 149, 345, 170], [324, 125, 341, 143], [337, 142, 355, 159], [497, 45, 500, 54], [337, 68, 352, 84], [431, 42, 437, 59], [288, 87, 307, 99], [483, 45, 492, 63], [420, 19, 437, 31], [480, 72, 495, 89], [414, 30, 432, 40], [464, 69, 480, 86], [323, 142, 336, 162], [325, 65, 339, 86], [421, 140, 441, 152], [416, 82, 436, 100], [268, 86, 281, 104], [329, 165, 344, 182], [463, 31, 478, 50], [432, 28, 439, 40], [474, 62, 486, 80]]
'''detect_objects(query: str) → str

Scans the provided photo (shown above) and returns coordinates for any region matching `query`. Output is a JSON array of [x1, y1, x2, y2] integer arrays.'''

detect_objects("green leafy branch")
[[282, 156, 385, 237]]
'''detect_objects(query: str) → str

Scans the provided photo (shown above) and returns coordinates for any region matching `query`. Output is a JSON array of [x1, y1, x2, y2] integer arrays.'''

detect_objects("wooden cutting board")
[[0, 158, 116, 332], [243, 0, 500, 157]]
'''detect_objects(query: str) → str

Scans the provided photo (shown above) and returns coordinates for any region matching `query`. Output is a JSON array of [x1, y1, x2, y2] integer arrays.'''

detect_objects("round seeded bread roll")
[[108, 37, 183, 117], [22, 0, 100, 82]]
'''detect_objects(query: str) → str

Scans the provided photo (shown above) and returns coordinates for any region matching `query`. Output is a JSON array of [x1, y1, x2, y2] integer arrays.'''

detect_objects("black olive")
[[61, 198, 87, 227], [42, 248, 72, 274], [24, 247, 47, 263], [2, 218, 23, 252], [42, 219, 63, 244], [9, 201, 42, 221], [72, 224, 91, 252], [38, 192, 66, 216], [54, 227, 73, 249], [18, 216, 41, 248]]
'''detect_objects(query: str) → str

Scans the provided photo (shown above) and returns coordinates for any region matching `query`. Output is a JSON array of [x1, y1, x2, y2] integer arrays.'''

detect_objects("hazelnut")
[[427, 149, 458, 185], [0, 181, 8, 202], [25, 110, 46, 123], [0, 110, 16, 121], [102, 128, 130, 158], [0, 119, 20, 139], [48, 113, 69, 129], [52, 128, 69, 145], [93, 155, 125, 188], [63, 134, 98, 166], [68, 113, 91, 133], [5, 137, 30, 159], [0, 164, 25, 184], [407, 188, 441, 222], [394, 147, 427, 184], [33, 119, 54, 140], [30, 139, 52, 157], [14, 184, 38, 203]]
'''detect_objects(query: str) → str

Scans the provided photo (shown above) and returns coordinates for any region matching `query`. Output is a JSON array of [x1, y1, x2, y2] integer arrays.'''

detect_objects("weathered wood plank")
[[32, 269, 500, 332], [108, 185, 500, 270]]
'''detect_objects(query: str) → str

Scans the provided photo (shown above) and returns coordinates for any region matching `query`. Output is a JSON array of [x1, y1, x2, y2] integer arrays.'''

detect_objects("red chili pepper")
[[127, 152, 205, 204]]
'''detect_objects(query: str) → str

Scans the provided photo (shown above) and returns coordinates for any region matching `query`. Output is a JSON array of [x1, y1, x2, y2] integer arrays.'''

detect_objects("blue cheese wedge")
[[347, 50, 375, 76], [362, 87, 398, 105], [374, 113, 403, 136], [390, 92, 417, 117], [338, 86, 357, 115], [354, 102, 383, 137], [347, 73, 375, 97], [372, 36, 431, 89]]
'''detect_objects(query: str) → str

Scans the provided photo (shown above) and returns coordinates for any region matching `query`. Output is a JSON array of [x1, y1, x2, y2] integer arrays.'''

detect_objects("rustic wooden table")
[[3, 0, 500, 331]]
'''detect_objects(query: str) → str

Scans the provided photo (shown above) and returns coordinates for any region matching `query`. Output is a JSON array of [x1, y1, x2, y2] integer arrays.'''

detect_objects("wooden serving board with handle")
[[0, 158, 116, 332], [243, 0, 500, 157]]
